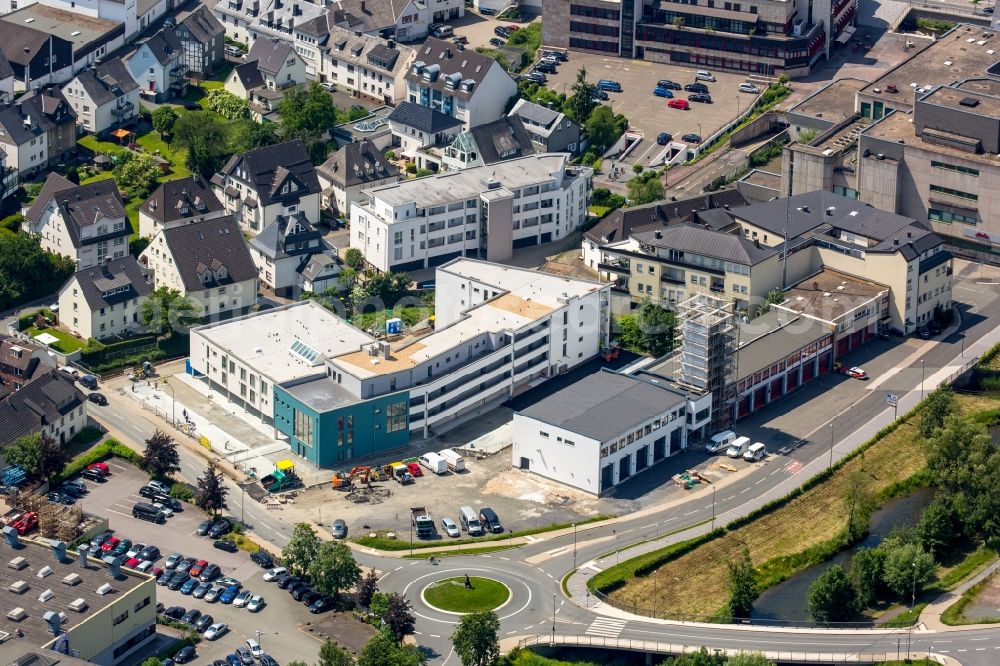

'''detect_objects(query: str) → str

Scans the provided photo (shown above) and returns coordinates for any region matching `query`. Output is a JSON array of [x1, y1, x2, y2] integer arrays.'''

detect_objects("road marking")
[[739, 488, 749, 494], [969, 638, 988, 641], [413, 631, 422, 636], [545, 546, 567, 555], [585, 617, 626, 638], [683, 510, 697, 516], [723, 496, 735, 501], [754, 479, 766, 485], [524, 535, 540, 543], [395, 566, 403, 571], [546, 573, 553, 579], [640, 524, 656, 529], [584, 562, 603, 573], [430, 634, 440, 638], [129, 424, 143, 433], [500, 557, 510, 561]]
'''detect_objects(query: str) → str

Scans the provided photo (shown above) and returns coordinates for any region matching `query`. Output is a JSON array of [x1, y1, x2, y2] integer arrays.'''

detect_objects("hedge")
[[81, 335, 157, 364], [60, 438, 143, 481]]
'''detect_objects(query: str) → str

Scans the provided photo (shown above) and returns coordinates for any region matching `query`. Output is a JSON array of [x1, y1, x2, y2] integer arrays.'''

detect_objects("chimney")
[[654, 230, 662, 239], [107, 555, 123, 579], [49, 540, 66, 563], [3, 526, 20, 548], [388, 40, 395, 49], [754, 238, 760, 248], [360, 0, 366, 12], [446, 48, 453, 58], [800, 206, 810, 214], [78, 545, 89, 568]]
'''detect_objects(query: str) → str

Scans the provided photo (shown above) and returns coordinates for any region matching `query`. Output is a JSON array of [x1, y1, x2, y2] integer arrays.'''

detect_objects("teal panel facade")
[[273, 387, 411, 468]]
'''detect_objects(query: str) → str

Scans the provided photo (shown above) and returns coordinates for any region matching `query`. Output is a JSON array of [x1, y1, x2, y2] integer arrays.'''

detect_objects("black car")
[[278, 575, 302, 590], [157, 570, 173, 586], [494, 26, 510, 38], [207, 519, 231, 539], [162, 606, 185, 620], [301, 590, 323, 606], [689, 93, 712, 103], [309, 596, 336, 613], [196, 519, 214, 536], [47, 491, 75, 505], [214, 539, 238, 553], [193, 614, 214, 633], [180, 609, 202, 625], [62, 479, 87, 495], [174, 645, 196, 664], [273, 573, 292, 587], [657, 79, 681, 90], [199, 564, 222, 582], [259, 656, 278, 666], [928, 322, 942, 335], [168, 572, 191, 591], [657, 132, 672, 145], [139, 485, 162, 500], [684, 83, 709, 93], [682, 133, 702, 143], [87, 392, 108, 406], [593, 89, 609, 101], [534, 62, 556, 74], [58, 483, 84, 498], [140, 545, 160, 561], [250, 551, 273, 568], [488, 37, 505, 48], [543, 50, 568, 62], [152, 494, 181, 511], [81, 468, 106, 482], [291, 584, 313, 601]]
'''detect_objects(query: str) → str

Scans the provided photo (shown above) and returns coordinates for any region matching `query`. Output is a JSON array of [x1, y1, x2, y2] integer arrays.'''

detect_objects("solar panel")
[[290, 340, 320, 364]]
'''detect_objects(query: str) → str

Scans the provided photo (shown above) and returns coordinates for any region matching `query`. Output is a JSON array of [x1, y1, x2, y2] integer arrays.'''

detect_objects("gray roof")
[[25, 174, 127, 249], [249, 212, 321, 261], [317, 140, 400, 189], [323, 25, 406, 73], [177, 6, 223, 46], [517, 370, 687, 442], [282, 375, 356, 412], [68, 256, 152, 311], [0, 370, 84, 446], [510, 98, 561, 129], [331, 0, 414, 31], [214, 139, 321, 208], [735, 310, 831, 379], [0, 48, 13, 81], [632, 223, 777, 266], [0, 26, 52, 69], [69, 58, 138, 107], [160, 215, 257, 291], [232, 60, 265, 90], [140, 29, 183, 66], [586, 189, 748, 245], [298, 252, 341, 281], [247, 38, 293, 76], [140, 175, 223, 224], [467, 115, 536, 165], [0, 90, 76, 147], [388, 101, 463, 134], [407, 39, 505, 99]]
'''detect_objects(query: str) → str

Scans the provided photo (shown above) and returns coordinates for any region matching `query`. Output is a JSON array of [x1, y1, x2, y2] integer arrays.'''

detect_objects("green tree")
[[357, 633, 425, 666], [919, 385, 955, 439], [917, 494, 962, 558], [356, 569, 379, 607], [451, 611, 500, 666], [849, 546, 886, 606], [369, 591, 390, 618], [634, 300, 676, 356], [725, 655, 776, 666], [0, 230, 74, 309], [757, 288, 785, 315], [141, 429, 180, 481], [174, 112, 230, 178], [206, 89, 251, 120], [727, 547, 758, 619], [807, 564, 861, 623], [319, 640, 355, 666], [141, 658, 163, 666], [195, 460, 228, 515], [626, 170, 665, 205], [232, 120, 280, 153], [383, 592, 416, 643], [283, 522, 321, 577], [660, 647, 725, 666], [2, 432, 65, 481], [139, 286, 201, 337], [585, 105, 619, 152], [114, 152, 161, 199], [152, 106, 178, 135], [882, 542, 936, 600], [843, 468, 876, 542], [310, 540, 361, 598], [278, 82, 339, 162], [564, 66, 598, 124], [344, 247, 366, 270]]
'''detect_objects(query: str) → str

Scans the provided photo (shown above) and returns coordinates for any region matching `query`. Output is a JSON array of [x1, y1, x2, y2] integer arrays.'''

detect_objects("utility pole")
[[711, 486, 717, 530], [828, 422, 834, 468], [551, 592, 556, 645], [572, 523, 577, 571]]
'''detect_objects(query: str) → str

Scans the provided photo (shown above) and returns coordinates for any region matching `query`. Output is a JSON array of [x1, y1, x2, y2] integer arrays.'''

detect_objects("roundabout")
[[421, 576, 512, 615]]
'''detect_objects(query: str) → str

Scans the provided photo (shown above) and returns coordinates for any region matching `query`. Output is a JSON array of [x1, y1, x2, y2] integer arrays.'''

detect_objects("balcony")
[[113, 101, 135, 120], [598, 259, 630, 275], [661, 273, 685, 286]]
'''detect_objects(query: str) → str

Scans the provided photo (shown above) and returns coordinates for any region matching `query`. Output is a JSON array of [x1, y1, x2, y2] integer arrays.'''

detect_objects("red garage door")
[[770, 378, 784, 401]]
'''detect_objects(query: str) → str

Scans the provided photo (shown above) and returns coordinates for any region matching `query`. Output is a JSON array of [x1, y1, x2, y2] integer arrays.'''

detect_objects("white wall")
[[512, 414, 602, 493]]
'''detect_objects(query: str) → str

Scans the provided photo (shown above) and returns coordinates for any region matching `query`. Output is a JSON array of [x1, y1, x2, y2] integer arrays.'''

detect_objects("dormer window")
[[217, 265, 228, 279]]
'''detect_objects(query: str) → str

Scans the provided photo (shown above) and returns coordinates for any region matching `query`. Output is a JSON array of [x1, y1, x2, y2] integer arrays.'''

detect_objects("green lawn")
[[26, 326, 86, 354], [422, 577, 509, 613]]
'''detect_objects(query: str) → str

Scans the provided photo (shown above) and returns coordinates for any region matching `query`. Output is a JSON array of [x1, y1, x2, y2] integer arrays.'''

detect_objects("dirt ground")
[[300, 612, 377, 656], [962, 573, 1000, 622]]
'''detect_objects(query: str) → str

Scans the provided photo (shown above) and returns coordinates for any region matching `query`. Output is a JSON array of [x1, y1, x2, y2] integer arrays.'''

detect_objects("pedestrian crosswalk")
[[586, 617, 627, 638]]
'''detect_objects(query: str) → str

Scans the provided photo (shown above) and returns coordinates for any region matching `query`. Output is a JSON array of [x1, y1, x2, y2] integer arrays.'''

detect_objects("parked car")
[[193, 614, 214, 633], [653, 87, 674, 98], [264, 567, 287, 582], [87, 392, 108, 406], [657, 79, 681, 90], [291, 585, 313, 601], [310, 595, 336, 613], [90, 531, 113, 550], [162, 606, 185, 620], [220, 584, 241, 604], [524, 72, 546, 84], [135, 560, 154, 574], [139, 486, 162, 500], [543, 50, 568, 62], [86, 462, 110, 477], [593, 89, 610, 100], [192, 581, 213, 598], [180, 609, 201, 625], [153, 502, 174, 518], [157, 570, 173, 586], [214, 539, 238, 553], [596, 79, 622, 92], [111, 539, 132, 557], [168, 572, 190, 591], [301, 590, 322, 606], [81, 468, 106, 482], [695, 70, 716, 81], [189, 560, 208, 577], [61, 479, 87, 495], [234, 590, 253, 607], [216, 577, 241, 588], [738, 83, 761, 94], [247, 595, 266, 612], [47, 491, 75, 505], [682, 133, 702, 143], [236, 647, 254, 666], [657, 132, 673, 145], [175, 557, 196, 573], [207, 519, 232, 539], [250, 551, 273, 568], [200, 564, 222, 582], [224, 46, 244, 57], [181, 577, 200, 595], [174, 645, 196, 664], [667, 99, 690, 110], [246, 640, 264, 660], [441, 517, 460, 538], [165, 553, 184, 569], [689, 93, 712, 103], [196, 520, 214, 536], [488, 37, 505, 48], [684, 82, 709, 93], [126, 543, 145, 558], [846, 366, 869, 380], [277, 575, 300, 590], [146, 479, 171, 494], [204, 585, 223, 603], [204, 622, 229, 640], [331, 519, 348, 539], [125, 557, 142, 569], [534, 62, 556, 74]]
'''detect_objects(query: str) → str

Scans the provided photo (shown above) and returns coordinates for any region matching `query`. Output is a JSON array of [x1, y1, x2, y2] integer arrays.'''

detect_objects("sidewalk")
[[920, 559, 1000, 631]]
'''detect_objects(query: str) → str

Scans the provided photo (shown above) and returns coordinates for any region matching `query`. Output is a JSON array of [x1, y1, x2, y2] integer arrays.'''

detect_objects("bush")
[[405, 163, 417, 174], [60, 439, 141, 481], [415, 168, 435, 178], [0, 213, 23, 232], [170, 483, 195, 502]]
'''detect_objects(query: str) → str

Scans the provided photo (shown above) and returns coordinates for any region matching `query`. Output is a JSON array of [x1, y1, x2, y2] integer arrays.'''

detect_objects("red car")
[[87, 462, 110, 477], [12, 512, 37, 535], [124, 557, 141, 569], [189, 560, 208, 577], [101, 537, 120, 552], [507, 25, 520, 31], [406, 462, 422, 477], [667, 98, 690, 110]]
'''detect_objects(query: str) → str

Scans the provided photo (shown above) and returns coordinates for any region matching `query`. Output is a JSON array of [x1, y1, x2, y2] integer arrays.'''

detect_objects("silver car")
[[441, 517, 460, 538], [331, 519, 347, 539]]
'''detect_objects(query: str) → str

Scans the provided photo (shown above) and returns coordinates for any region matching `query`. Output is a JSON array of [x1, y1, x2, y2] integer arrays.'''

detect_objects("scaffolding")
[[676, 294, 736, 432]]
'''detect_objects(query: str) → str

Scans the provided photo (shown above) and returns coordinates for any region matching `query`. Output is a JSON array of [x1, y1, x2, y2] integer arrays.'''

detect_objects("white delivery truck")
[[726, 436, 752, 458], [705, 430, 737, 454], [419, 452, 448, 475], [438, 448, 465, 472]]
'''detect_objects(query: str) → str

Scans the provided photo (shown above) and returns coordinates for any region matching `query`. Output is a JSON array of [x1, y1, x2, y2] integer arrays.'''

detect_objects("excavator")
[[331, 466, 380, 490]]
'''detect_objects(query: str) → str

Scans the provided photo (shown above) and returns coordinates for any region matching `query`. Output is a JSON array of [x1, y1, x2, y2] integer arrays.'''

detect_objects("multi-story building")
[[189, 259, 610, 462], [0, 336, 56, 399], [442, 115, 537, 172], [248, 213, 336, 296], [211, 139, 322, 235], [350, 153, 592, 272], [541, 0, 848, 77], [403, 39, 517, 130], [246, 38, 306, 90], [331, 0, 464, 42], [316, 139, 403, 218], [138, 175, 227, 238], [62, 58, 139, 134], [23, 174, 129, 269], [386, 100, 464, 171], [0, 369, 86, 446], [124, 29, 187, 103], [0, 0, 171, 40], [319, 29, 414, 103], [0, 50, 14, 104], [510, 98, 583, 155], [0, 91, 79, 176], [57, 257, 152, 341], [175, 6, 225, 78]]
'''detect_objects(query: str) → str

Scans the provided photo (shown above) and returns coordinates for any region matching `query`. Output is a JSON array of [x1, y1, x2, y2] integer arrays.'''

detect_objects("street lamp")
[[828, 421, 834, 469], [255, 630, 264, 650], [921, 359, 926, 397], [572, 523, 577, 570], [162, 379, 175, 426]]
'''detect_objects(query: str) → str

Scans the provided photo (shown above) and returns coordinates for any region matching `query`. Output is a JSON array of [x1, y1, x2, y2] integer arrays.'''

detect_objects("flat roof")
[[194, 300, 374, 383], [365, 153, 569, 209], [0, 536, 151, 649], [739, 169, 782, 189], [864, 109, 996, 165], [331, 106, 395, 145], [921, 84, 1000, 117], [735, 310, 831, 378], [0, 5, 122, 50], [439, 258, 605, 311], [517, 370, 687, 442], [788, 78, 867, 125], [778, 268, 887, 323], [282, 376, 357, 412]]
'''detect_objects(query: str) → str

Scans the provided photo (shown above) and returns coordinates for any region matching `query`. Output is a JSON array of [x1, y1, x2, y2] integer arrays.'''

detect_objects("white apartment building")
[[57, 257, 152, 341], [350, 153, 592, 272], [61, 57, 139, 134]]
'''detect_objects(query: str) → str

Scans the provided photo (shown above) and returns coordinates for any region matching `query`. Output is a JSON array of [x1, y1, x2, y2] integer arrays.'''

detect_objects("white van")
[[744, 442, 767, 462], [706, 430, 737, 454], [419, 452, 448, 475], [438, 448, 465, 472], [726, 436, 751, 458], [459, 506, 483, 535]]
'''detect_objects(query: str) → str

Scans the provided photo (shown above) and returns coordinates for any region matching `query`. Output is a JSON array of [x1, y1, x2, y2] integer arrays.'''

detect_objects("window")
[[931, 160, 979, 177], [930, 184, 977, 202], [540, 431, 550, 438], [293, 410, 313, 446], [929, 208, 976, 225], [386, 401, 407, 432]]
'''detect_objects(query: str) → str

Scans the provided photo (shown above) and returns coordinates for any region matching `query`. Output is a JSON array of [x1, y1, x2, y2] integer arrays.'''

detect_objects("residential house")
[[246, 38, 305, 91], [0, 369, 86, 447], [21, 88, 77, 166], [387, 100, 463, 171], [0, 0, 169, 41], [61, 57, 139, 134], [57, 256, 153, 340], [175, 6, 225, 78], [211, 139, 322, 235], [125, 29, 187, 103], [510, 98, 582, 155], [316, 139, 402, 217], [442, 115, 536, 171], [139, 175, 227, 238], [22, 173, 129, 268], [223, 60, 283, 121], [404, 40, 517, 130], [0, 26, 74, 91], [0, 336, 56, 399], [140, 215, 259, 319], [0, 50, 14, 104], [0, 88, 77, 175], [330, 0, 464, 42], [249, 213, 336, 296], [298, 253, 343, 294], [319, 27, 413, 104]]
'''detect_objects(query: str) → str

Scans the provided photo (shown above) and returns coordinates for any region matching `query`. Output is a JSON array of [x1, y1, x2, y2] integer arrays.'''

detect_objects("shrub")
[[60, 439, 141, 481], [170, 483, 195, 502]]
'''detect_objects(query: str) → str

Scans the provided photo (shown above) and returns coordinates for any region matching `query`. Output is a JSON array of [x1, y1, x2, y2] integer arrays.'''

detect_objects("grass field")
[[423, 577, 509, 613], [25, 326, 86, 353]]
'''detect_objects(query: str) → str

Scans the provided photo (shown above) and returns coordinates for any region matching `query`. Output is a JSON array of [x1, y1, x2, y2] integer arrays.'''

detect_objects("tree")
[[232, 120, 280, 153], [310, 540, 361, 598], [634, 300, 676, 357], [626, 169, 665, 205], [585, 105, 619, 152], [174, 112, 230, 178], [206, 89, 251, 120], [195, 460, 228, 515], [882, 542, 936, 600], [139, 287, 201, 337], [725, 656, 775, 666], [319, 640, 355, 666], [451, 611, 500, 666], [152, 106, 178, 136], [843, 468, 875, 542], [357, 633, 425, 666], [141, 429, 180, 480], [356, 569, 379, 607], [344, 247, 366, 270], [757, 289, 785, 315], [3, 432, 65, 481], [278, 82, 338, 162], [383, 592, 416, 643], [564, 66, 598, 124], [917, 494, 961, 558], [727, 547, 758, 619], [661, 647, 726, 666], [807, 564, 861, 623], [142, 657, 164, 666], [850, 547, 886, 606], [0, 230, 74, 309], [113, 152, 161, 199], [919, 385, 954, 439], [282, 522, 321, 577]]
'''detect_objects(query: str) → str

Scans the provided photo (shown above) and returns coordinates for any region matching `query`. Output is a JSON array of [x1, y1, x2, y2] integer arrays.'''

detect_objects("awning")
[[110, 128, 132, 139]]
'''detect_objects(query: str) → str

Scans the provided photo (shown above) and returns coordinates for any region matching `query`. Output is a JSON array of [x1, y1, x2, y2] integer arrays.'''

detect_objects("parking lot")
[[542, 52, 761, 165]]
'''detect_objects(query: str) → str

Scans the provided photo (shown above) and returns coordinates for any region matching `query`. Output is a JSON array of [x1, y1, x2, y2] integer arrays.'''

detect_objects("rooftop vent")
[[4, 526, 21, 548], [7, 607, 26, 621], [9, 580, 29, 594], [38, 588, 53, 603], [42, 610, 61, 636], [79, 545, 89, 569], [50, 540, 66, 562], [9, 556, 27, 570], [37, 566, 53, 579], [62, 573, 82, 586], [959, 97, 980, 108], [68, 598, 88, 613], [96, 582, 113, 595], [107, 555, 123, 579]]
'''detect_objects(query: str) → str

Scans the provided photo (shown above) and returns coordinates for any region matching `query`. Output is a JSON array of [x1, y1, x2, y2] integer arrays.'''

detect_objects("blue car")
[[653, 87, 674, 98], [180, 577, 200, 595], [220, 585, 241, 604], [226, 655, 240, 666]]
